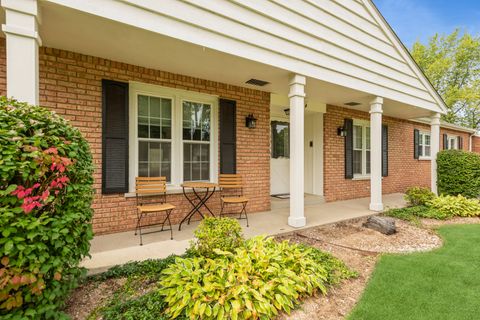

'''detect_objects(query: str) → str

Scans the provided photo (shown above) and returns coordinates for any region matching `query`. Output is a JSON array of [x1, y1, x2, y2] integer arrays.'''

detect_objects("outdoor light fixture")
[[246, 114, 257, 129], [337, 126, 347, 137]]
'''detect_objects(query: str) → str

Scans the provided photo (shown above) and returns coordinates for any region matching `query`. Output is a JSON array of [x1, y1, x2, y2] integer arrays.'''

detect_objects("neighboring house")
[[2, 0, 479, 234]]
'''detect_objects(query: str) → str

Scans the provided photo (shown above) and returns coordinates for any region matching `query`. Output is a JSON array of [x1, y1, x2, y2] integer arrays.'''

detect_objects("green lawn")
[[349, 224, 480, 320]]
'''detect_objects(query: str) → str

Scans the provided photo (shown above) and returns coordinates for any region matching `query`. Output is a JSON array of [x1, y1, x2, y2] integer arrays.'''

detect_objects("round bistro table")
[[179, 182, 217, 231]]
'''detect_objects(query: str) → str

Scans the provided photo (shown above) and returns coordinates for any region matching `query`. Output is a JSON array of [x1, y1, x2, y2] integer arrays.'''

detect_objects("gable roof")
[[361, 0, 448, 114]]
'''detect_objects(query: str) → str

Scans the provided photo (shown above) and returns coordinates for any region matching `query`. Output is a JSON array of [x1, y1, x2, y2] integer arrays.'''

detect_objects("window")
[[137, 95, 172, 181], [353, 120, 370, 177], [271, 121, 289, 158], [129, 82, 218, 191], [183, 101, 211, 181], [446, 135, 458, 150], [419, 132, 431, 158]]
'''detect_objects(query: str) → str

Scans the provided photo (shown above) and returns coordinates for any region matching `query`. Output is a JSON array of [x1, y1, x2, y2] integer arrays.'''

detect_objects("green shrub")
[[160, 236, 346, 319], [437, 150, 480, 198], [189, 217, 244, 257], [404, 187, 435, 206], [428, 195, 480, 218], [0, 97, 94, 319], [102, 290, 169, 320], [384, 205, 449, 221]]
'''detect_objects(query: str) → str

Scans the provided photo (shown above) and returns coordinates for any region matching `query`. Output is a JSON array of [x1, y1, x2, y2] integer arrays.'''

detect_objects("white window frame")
[[447, 135, 458, 150], [353, 119, 371, 179], [418, 131, 431, 160], [128, 81, 218, 192]]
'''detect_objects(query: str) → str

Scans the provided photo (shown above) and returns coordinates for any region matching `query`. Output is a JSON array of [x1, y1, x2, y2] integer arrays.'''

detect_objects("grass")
[[349, 224, 480, 320]]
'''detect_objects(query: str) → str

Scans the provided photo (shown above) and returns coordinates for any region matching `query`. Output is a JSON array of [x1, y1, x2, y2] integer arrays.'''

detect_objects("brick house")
[[2, 0, 479, 235]]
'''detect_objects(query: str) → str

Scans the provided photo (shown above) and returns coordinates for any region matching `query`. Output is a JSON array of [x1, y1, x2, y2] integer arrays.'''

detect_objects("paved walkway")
[[81, 193, 406, 273]]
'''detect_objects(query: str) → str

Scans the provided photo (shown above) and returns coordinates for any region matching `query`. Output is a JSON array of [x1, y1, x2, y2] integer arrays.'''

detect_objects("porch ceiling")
[[3, 2, 435, 119]]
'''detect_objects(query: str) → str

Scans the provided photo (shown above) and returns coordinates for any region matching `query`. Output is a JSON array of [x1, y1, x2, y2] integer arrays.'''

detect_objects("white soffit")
[[42, 0, 446, 114]]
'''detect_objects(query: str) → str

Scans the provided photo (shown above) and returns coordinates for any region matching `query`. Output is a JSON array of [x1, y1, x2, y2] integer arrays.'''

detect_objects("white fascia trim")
[[362, 0, 448, 114], [410, 118, 477, 134]]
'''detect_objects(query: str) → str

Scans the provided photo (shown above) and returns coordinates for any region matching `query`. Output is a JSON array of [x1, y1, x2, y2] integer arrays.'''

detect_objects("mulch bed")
[[65, 215, 477, 320]]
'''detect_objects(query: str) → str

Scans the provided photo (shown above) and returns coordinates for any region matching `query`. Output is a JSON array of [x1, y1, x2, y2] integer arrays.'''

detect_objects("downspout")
[[469, 133, 473, 152]]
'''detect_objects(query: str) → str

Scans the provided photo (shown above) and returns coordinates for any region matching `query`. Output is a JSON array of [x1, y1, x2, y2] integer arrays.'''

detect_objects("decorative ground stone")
[[363, 216, 396, 235]]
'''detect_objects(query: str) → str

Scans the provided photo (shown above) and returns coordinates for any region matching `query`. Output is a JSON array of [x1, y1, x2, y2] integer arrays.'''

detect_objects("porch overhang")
[[7, 0, 446, 119]]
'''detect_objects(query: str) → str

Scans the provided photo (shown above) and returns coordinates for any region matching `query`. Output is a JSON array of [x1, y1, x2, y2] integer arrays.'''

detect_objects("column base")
[[369, 203, 384, 211], [288, 216, 306, 228]]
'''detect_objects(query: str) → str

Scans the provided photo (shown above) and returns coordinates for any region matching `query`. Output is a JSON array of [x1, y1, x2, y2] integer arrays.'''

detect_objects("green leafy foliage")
[[160, 236, 353, 320], [411, 30, 480, 129], [188, 217, 244, 257], [88, 256, 181, 282], [437, 150, 480, 198], [86, 256, 182, 320], [404, 187, 435, 206], [0, 97, 94, 319], [303, 246, 358, 285], [101, 290, 169, 320], [384, 205, 448, 221], [428, 195, 480, 218]]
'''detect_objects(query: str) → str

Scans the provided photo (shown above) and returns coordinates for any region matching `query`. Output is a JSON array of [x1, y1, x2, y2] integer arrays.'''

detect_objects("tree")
[[411, 30, 480, 130]]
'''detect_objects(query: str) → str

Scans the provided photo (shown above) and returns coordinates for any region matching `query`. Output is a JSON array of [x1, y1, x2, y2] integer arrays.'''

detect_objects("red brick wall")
[[323, 105, 472, 202], [0, 39, 270, 235]]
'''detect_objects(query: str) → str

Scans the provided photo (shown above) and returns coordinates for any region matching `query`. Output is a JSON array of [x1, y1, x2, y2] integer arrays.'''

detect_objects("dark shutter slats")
[[458, 136, 463, 150], [382, 125, 388, 177], [219, 99, 237, 174], [443, 134, 448, 150], [344, 118, 354, 179], [414, 129, 420, 159], [102, 80, 129, 194]]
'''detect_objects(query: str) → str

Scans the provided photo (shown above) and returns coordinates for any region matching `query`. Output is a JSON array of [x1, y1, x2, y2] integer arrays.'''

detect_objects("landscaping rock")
[[363, 216, 396, 235]]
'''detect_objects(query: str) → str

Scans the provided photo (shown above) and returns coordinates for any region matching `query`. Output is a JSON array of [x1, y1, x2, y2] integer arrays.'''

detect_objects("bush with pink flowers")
[[0, 97, 94, 319]]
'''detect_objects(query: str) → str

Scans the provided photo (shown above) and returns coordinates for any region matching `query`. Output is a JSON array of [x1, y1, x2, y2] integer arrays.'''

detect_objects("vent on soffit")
[[245, 78, 270, 86], [344, 102, 361, 106]]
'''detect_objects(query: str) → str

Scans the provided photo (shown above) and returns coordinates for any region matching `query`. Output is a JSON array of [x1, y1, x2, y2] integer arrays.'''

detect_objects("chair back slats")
[[219, 174, 243, 189], [135, 177, 167, 195]]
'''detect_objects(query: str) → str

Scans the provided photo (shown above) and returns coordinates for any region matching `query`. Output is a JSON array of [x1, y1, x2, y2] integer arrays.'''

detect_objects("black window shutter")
[[219, 98, 236, 174], [458, 136, 463, 150], [344, 118, 354, 179], [102, 80, 129, 194], [414, 129, 420, 159], [443, 134, 448, 150], [382, 125, 388, 177]]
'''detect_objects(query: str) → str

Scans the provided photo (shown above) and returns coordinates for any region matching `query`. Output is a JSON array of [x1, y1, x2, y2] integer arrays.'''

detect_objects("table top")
[[181, 182, 218, 188]]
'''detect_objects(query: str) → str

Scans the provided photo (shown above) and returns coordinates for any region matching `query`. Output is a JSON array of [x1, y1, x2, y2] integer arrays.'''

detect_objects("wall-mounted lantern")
[[337, 126, 347, 137], [246, 114, 257, 129]]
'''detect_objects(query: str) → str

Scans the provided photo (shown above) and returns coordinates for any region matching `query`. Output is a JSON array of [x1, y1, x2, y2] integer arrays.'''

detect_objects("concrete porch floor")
[[82, 193, 406, 273]]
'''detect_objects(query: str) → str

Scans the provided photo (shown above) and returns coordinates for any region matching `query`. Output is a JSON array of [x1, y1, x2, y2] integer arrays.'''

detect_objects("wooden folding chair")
[[135, 177, 175, 245], [218, 174, 249, 227]]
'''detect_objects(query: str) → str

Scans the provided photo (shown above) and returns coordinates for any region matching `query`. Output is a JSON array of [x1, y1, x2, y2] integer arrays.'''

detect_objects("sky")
[[373, 0, 480, 49]]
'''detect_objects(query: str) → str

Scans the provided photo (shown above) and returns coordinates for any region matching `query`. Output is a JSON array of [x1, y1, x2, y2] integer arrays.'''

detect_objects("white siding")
[[46, 0, 443, 111]]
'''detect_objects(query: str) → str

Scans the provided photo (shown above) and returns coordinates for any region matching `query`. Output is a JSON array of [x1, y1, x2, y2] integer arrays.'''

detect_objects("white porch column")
[[369, 97, 383, 211], [1, 0, 41, 105], [288, 74, 306, 227], [430, 113, 441, 195]]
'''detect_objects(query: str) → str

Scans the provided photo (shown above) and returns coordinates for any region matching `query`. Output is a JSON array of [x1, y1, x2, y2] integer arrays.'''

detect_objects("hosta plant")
[[160, 236, 331, 319], [0, 97, 94, 319], [428, 195, 480, 218]]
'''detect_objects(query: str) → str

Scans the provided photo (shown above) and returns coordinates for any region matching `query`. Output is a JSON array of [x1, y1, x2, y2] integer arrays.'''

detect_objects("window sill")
[[124, 184, 217, 198], [352, 175, 371, 181], [418, 157, 431, 161]]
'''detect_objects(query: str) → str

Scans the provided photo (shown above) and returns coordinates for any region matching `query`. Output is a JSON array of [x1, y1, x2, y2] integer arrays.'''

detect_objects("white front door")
[[270, 112, 323, 196]]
